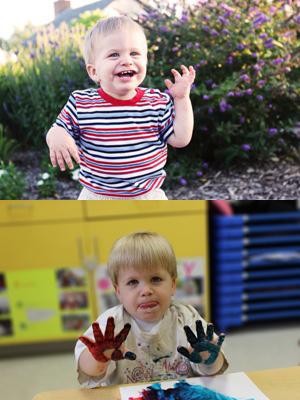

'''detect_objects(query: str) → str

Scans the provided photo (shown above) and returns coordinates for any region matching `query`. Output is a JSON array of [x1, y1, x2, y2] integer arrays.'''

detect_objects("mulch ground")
[[13, 150, 300, 200]]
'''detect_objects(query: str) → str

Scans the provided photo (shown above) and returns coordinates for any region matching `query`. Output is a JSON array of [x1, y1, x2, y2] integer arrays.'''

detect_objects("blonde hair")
[[107, 232, 177, 286], [83, 16, 147, 65]]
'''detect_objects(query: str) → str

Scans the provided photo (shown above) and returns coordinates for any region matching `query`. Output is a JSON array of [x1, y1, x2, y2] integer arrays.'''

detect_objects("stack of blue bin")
[[212, 211, 300, 332]]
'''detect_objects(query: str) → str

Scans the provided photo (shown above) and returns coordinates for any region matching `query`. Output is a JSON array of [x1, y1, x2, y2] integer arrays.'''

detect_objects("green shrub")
[[0, 161, 26, 199], [0, 124, 18, 163], [140, 0, 300, 166], [0, 22, 91, 148]]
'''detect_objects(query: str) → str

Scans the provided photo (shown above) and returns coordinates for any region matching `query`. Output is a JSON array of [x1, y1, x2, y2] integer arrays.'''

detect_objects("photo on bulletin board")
[[59, 292, 89, 310], [0, 319, 13, 336], [56, 268, 87, 288], [175, 258, 205, 316], [95, 265, 119, 314], [0, 273, 6, 291], [61, 314, 90, 331], [0, 296, 10, 315]]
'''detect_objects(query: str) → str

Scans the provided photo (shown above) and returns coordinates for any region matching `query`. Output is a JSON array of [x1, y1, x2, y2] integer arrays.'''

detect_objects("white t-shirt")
[[74, 301, 228, 387]]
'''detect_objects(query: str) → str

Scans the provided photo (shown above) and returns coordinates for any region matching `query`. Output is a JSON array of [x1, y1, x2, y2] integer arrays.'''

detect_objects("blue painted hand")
[[177, 321, 225, 365]]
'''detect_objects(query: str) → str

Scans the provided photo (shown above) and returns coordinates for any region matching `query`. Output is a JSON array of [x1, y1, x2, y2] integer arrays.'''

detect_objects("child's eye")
[[109, 52, 119, 58], [127, 279, 138, 286], [151, 276, 162, 283], [131, 51, 140, 56]]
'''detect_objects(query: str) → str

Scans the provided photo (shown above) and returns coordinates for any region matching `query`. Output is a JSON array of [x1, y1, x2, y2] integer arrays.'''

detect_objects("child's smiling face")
[[87, 27, 148, 100]]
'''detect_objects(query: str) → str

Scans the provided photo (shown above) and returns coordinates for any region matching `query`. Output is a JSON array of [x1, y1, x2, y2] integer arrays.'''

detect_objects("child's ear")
[[86, 64, 98, 83], [171, 279, 176, 295], [114, 284, 121, 300]]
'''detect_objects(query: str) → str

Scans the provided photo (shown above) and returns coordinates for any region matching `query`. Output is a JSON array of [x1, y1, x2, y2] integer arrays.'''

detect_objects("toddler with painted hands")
[[75, 232, 228, 387]]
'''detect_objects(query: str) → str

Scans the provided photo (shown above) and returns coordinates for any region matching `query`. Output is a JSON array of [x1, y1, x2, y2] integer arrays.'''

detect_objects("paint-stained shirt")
[[54, 87, 174, 197], [74, 302, 228, 387]]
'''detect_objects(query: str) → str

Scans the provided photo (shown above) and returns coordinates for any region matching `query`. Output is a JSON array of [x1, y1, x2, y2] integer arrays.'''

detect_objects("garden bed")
[[13, 150, 300, 200]]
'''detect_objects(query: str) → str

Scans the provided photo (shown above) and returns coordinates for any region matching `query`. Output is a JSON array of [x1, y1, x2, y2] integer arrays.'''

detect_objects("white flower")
[[37, 180, 44, 186], [71, 168, 80, 181], [0, 169, 7, 177], [42, 172, 50, 180]]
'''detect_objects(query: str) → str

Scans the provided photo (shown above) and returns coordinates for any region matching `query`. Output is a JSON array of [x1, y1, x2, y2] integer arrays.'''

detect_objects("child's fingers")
[[180, 65, 189, 75], [69, 146, 80, 164], [59, 150, 74, 170], [55, 151, 67, 171], [171, 68, 181, 81], [49, 148, 57, 168], [164, 79, 173, 89], [189, 66, 196, 82]]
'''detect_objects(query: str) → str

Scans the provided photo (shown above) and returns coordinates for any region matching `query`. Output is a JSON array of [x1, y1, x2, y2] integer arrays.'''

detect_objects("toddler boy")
[[75, 232, 227, 387], [46, 16, 195, 199]]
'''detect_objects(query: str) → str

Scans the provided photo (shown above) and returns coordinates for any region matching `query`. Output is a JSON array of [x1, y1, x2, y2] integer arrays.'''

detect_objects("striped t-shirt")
[[55, 87, 175, 197]]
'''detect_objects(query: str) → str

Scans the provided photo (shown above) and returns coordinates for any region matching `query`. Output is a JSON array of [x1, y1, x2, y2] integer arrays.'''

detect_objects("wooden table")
[[32, 366, 300, 400]]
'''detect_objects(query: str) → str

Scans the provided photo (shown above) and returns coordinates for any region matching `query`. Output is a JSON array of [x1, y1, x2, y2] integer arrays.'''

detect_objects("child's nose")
[[120, 55, 133, 66], [140, 283, 153, 295]]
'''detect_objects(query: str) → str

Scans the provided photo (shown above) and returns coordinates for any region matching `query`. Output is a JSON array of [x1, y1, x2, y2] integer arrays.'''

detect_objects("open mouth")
[[117, 70, 136, 78]]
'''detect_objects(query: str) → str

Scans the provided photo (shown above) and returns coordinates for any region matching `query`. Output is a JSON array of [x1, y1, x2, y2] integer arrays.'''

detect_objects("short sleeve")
[[54, 93, 80, 142], [159, 93, 175, 142]]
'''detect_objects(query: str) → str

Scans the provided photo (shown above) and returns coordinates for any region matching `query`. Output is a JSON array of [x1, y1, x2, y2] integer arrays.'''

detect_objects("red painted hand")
[[79, 317, 136, 362]]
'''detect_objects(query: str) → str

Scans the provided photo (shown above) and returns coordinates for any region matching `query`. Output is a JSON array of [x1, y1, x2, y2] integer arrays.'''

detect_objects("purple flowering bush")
[[139, 0, 300, 166]]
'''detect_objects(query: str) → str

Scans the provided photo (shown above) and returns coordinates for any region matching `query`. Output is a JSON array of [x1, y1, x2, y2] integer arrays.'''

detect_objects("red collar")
[[98, 87, 145, 106]]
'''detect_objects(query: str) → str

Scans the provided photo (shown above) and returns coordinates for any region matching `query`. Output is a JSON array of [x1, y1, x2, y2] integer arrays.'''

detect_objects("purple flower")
[[240, 74, 251, 83], [239, 116, 245, 124], [253, 13, 269, 28], [251, 52, 258, 58], [208, 107, 214, 114], [197, 170, 203, 177], [226, 56, 233, 64], [237, 43, 245, 51], [179, 177, 187, 186], [245, 88, 253, 95], [180, 14, 189, 23], [227, 91, 235, 97], [259, 33, 268, 39], [257, 80, 266, 88], [194, 42, 200, 49], [222, 29, 230, 35], [172, 47, 179, 52], [241, 144, 251, 151], [202, 162, 209, 169], [256, 95, 264, 101], [210, 29, 219, 37], [218, 16, 228, 25], [203, 95, 210, 100], [268, 128, 278, 136], [220, 100, 230, 112], [264, 38, 274, 48], [272, 58, 284, 65], [160, 26, 169, 32], [295, 15, 300, 24]]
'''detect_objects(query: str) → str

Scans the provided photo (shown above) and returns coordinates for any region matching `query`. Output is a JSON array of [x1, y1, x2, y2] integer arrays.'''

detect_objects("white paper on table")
[[119, 372, 269, 400]]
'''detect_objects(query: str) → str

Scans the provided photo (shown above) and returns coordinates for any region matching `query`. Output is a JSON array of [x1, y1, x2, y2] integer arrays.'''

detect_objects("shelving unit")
[[211, 211, 300, 332]]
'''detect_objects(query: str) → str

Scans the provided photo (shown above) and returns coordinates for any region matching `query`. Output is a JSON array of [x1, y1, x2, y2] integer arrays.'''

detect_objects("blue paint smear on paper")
[[129, 380, 255, 400]]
